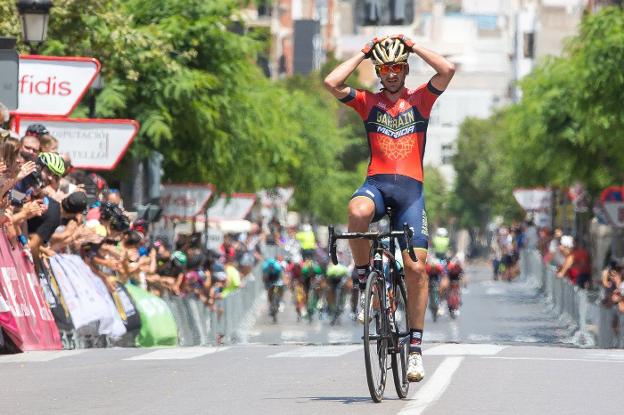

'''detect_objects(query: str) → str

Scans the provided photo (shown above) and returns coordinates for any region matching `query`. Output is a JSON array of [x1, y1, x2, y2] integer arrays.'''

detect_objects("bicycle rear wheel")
[[391, 277, 410, 398], [363, 271, 388, 403]]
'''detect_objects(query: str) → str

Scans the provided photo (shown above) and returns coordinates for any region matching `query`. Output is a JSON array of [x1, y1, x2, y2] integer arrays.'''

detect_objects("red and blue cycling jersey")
[[339, 81, 442, 183]]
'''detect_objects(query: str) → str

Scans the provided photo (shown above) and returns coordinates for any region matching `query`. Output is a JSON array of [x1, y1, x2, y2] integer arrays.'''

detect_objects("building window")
[[523, 32, 535, 58], [441, 143, 455, 165]]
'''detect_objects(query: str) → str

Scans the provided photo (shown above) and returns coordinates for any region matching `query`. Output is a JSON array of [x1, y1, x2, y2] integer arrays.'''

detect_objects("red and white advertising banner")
[[17, 117, 139, 170], [161, 184, 214, 219], [207, 193, 256, 221], [513, 188, 552, 228], [599, 186, 624, 228], [14, 55, 101, 116], [0, 232, 61, 351]]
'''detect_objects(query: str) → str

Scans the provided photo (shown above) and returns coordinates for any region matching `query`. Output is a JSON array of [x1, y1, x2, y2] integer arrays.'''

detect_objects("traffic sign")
[[17, 117, 139, 170], [13, 55, 100, 116], [599, 186, 624, 228], [207, 194, 256, 221], [161, 184, 214, 219]]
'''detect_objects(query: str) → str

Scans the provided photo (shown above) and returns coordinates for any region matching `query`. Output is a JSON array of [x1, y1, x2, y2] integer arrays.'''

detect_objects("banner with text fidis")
[[13, 55, 100, 116], [0, 233, 61, 351], [18, 117, 139, 170]]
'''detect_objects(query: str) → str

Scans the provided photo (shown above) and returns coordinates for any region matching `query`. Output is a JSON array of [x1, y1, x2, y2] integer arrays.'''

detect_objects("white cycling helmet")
[[371, 37, 409, 66], [436, 227, 448, 237]]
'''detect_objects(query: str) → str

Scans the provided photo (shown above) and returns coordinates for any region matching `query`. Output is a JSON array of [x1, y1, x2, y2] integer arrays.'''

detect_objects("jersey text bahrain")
[[339, 81, 442, 182]]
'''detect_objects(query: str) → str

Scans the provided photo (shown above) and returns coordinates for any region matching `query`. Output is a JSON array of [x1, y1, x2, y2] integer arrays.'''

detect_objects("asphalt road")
[[2, 262, 621, 415]]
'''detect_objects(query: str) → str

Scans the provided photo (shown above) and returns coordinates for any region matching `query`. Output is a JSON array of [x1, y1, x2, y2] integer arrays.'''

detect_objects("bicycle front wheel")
[[363, 271, 388, 403]]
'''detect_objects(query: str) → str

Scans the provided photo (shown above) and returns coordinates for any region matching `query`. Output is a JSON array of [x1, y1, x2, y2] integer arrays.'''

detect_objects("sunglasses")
[[377, 63, 407, 76]]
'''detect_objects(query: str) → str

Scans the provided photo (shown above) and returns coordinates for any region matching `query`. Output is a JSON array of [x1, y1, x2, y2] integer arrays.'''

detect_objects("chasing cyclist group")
[[261, 225, 465, 326]]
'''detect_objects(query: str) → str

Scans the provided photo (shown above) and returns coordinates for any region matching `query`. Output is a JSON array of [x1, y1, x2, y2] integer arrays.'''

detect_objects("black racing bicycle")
[[328, 208, 417, 402]]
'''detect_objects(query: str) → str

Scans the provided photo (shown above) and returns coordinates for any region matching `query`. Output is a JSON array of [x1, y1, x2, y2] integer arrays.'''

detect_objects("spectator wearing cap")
[[20, 124, 45, 160], [556, 235, 590, 287]]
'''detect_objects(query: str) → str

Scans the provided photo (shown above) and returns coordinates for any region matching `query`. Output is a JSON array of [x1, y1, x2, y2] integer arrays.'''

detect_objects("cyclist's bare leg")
[[347, 197, 374, 267], [402, 249, 429, 331]]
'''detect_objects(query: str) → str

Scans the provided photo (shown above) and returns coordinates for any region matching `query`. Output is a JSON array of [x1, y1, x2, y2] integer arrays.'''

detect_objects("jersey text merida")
[[339, 81, 442, 182]]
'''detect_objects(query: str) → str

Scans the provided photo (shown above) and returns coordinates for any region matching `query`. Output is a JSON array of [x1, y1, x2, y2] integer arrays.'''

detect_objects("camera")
[[20, 158, 46, 191], [100, 202, 130, 232]]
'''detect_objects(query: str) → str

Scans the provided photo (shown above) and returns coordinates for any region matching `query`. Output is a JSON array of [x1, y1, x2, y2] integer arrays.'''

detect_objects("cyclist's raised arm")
[[323, 51, 366, 100], [395, 35, 455, 92]]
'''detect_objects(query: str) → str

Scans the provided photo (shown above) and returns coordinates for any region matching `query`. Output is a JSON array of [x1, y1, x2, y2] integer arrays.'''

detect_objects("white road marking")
[[125, 347, 229, 361], [399, 356, 464, 415], [483, 356, 624, 364], [268, 345, 361, 358], [426, 343, 507, 356], [0, 350, 85, 363], [583, 351, 624, 361]]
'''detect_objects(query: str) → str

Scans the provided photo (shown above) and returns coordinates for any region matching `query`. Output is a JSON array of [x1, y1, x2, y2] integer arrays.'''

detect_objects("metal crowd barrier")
[[521, 249, 624, 348], [162, 266, 264, 346]]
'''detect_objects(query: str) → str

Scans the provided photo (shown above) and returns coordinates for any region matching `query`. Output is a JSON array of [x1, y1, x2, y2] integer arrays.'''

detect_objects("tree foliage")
[[0, 0, 363, 223], [451, 7, 624, 229], [423, 165, 448, 228]]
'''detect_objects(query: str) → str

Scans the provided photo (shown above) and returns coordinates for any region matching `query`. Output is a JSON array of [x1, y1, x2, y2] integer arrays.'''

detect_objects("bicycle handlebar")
[[328, 223, 418, 265]]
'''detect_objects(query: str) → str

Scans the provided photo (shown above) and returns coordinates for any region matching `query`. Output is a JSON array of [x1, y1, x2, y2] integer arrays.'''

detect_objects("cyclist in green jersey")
[[326, 263, 349, 324], [302, 259, 325, 321], [432, 227, 450, 261]]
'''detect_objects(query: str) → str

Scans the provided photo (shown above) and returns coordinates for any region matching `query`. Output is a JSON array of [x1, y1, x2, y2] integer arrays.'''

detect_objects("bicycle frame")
[[328, 211, 417, 351]]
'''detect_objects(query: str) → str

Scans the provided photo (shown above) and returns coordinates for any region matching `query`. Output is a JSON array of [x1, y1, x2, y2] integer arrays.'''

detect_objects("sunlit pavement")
[[2, 263, 620, 415]]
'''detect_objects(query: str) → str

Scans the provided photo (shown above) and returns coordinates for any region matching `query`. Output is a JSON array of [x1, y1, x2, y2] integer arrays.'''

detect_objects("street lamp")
[[16, 0, 53, 46]]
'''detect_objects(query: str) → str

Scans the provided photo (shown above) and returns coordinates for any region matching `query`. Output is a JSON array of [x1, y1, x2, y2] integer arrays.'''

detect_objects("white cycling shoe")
[[357, 292, 367, 324], [407, 353, 425, 382]]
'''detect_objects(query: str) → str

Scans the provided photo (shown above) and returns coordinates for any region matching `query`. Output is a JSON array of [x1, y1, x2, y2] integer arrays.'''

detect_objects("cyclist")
[[324, 35, 455, 382], [301, 257, 326, 321], [432, 227, 450, 261], [285, 255, 307, 320], [262, 257, 285, 322], [425, 257, 445, 322], [446, 257, 464, 317], [296, 224, 317, 260], [326, 262, 350, 324]]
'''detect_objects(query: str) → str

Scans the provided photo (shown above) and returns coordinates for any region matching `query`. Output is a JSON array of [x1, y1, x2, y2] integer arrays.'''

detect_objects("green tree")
[[499, 6, 624, 195], [423, 165, 448, 227], [0, 0, 364, 222]]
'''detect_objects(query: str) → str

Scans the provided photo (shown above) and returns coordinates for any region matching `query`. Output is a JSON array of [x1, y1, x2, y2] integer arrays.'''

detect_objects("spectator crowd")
[[0, 120, 268, 333], [491, 216, 624, 343]]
